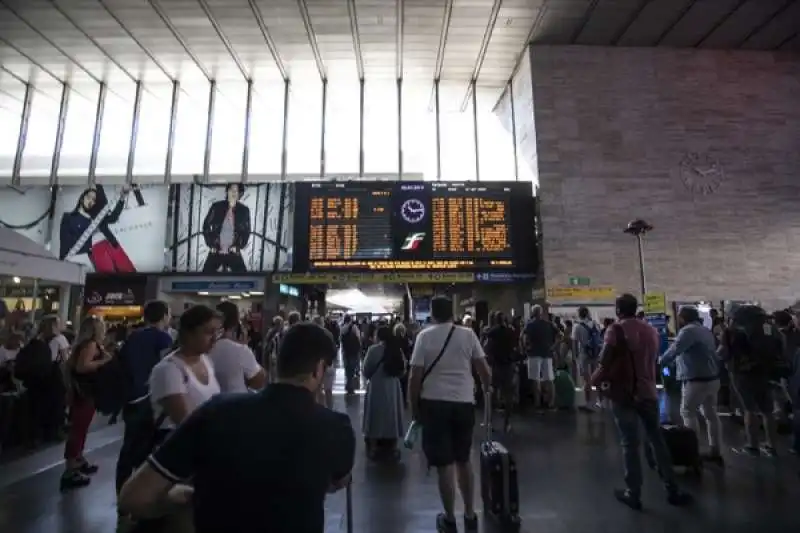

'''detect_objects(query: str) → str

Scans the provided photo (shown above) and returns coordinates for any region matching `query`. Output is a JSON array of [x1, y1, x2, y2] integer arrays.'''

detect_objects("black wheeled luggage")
[[480, 395, 521, 531], [645, 424, 702, 477]]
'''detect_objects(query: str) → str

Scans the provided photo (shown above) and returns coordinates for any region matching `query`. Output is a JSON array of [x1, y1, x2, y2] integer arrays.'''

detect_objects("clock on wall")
[[401, 198, 425, 223], [679, 152, 724, 195]]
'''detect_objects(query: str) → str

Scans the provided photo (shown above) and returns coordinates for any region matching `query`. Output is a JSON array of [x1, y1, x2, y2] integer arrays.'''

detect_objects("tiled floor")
[[0, 380, 798, 533]]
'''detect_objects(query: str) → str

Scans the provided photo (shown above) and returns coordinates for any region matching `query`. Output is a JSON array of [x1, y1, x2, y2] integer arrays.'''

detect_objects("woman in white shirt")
[[149, 305, 221, 434]]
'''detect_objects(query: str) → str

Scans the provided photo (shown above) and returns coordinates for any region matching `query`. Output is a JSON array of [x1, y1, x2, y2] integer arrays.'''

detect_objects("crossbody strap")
[[613, 323, 638, 398], [421, 325, 457, 388]]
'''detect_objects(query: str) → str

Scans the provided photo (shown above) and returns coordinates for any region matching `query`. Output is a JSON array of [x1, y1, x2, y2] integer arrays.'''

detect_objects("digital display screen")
[[293, 181, 536, 273]]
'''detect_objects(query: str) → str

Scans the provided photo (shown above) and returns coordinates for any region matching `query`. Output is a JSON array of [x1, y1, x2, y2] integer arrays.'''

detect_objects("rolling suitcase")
[[645, 424, 702, 477], [480, 395, 521, 531], [345, 481, 353, 533]]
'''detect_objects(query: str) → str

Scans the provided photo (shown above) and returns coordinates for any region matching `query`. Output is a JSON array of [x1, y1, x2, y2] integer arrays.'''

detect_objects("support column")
[[242, 79, 253, 182], [29, 278, 39, 323], [202, 80, 217, 184], [49, 83, 70, 187], [508, 80, 519, 181], [280, 80, 290, 181], [471, 80, 480, 181], [320, 78, 327, 178], [164, 81, 180, 183], [358, 78, 365, 177], [397, 77, 403, 179], [88, 82, 108, 186], [58, 283, 71, 325], [12, 82, 33, 186], [125, 80, 143, 185], [434, 79, 441, 181]]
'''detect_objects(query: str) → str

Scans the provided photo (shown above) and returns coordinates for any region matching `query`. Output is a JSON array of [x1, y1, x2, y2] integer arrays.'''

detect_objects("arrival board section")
[[308, 184, 392, 262], [430, 190, 511, 258]]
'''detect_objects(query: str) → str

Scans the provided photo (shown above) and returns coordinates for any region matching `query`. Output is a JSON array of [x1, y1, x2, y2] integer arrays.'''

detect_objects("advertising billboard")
[[52, 184, 170, 274], [172, 182, 293, 273], [0, 186, 54, 245]]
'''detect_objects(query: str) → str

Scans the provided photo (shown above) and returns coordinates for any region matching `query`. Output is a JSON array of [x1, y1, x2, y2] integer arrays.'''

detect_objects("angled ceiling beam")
[[433, 0, 454, 81], [458, 0, 503, 112], [247, 0, 288, 81], [147, 0, 212, 81], [610, 0, 653, 46], [196, 0, 250, 80], [346, 0, 364, 80], [296, 0, 326, 81], [0, 38, 74, 103], [47, 0, 138, 83], [98, 0, 174, 83], [775, 29, 799, 50], [507, 0, 549, 84], [694, 0, 748, 47], [396, 0, 404, 80], [654, 0, 698, 46], [0, 1, 104, 85], [737, 0, 796, 48], [571, 0, 601, 44]]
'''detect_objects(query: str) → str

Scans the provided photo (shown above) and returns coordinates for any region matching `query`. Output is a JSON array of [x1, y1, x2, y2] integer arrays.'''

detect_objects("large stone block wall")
[[527, 46, 800, 309]]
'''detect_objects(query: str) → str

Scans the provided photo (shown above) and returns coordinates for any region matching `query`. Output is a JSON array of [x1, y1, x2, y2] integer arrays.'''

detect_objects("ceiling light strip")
[[347, 0, 365, 80], [147, 0, 212, 82], [247, 0, 288, 81], [196, 0, 250, 81], [296, 0, 327, 81]]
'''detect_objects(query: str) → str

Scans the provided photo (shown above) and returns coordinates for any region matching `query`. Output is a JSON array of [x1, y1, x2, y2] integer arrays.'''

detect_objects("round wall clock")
[[679, 152, 724, 195], [401, 198, 425, 223]]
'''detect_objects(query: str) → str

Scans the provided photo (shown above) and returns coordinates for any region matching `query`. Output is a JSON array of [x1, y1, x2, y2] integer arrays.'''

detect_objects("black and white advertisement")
[[0, 186, 55, 246], [52, 185, 170, 274], [172, 182, 294, 273]]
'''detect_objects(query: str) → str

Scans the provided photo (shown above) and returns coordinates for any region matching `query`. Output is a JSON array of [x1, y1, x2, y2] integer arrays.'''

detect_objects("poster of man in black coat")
[[201, 183, 251, 273]]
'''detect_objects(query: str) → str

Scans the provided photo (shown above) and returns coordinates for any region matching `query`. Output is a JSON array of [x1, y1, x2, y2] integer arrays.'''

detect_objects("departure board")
[[292, 181, 536, 273]]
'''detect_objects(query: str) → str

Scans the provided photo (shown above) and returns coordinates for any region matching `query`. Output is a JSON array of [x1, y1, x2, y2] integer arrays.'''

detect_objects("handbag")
[[589, 323, 637, 404]]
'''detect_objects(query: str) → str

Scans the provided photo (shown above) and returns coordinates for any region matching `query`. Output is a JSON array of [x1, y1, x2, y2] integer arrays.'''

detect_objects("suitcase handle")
[[345, 480, 353, 533]]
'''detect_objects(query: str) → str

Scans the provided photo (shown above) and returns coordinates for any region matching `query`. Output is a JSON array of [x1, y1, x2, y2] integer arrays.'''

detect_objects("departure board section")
[[292, 181, 536, 273]]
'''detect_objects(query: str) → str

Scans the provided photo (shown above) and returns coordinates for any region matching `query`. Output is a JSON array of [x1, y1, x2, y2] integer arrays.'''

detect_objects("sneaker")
[[79, 460, 99, 475], [760, 445, 777, 457], [732, 446, 760, 457], [666, 488, 693, 507], [463, 513, 479, 533], [60, 469, 91, 491], [613, 488, 642, 510], [435, 513, 457, 533]]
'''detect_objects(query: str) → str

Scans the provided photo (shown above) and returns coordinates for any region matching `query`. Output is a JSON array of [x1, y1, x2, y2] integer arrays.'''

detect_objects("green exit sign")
[[569, 277, 591, 286]]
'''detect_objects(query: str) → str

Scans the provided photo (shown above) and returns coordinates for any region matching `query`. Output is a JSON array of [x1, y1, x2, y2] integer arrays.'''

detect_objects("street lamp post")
[[624, 219, 653, 300]]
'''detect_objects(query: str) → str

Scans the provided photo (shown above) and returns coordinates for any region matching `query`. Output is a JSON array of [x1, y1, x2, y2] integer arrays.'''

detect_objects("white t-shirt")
[[0, 346, 18, 365], [208, 338, 262, 393], [149, 353, 220, 429], [410, 322, 485, 403], [49, 334, 70, 362]]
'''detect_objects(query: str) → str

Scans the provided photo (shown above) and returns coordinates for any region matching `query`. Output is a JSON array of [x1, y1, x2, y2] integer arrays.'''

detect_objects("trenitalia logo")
[[401, 233, 426, 251]]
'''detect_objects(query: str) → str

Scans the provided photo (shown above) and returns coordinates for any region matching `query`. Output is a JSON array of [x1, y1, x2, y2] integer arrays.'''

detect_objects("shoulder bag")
[[420, 325, 457, 388]]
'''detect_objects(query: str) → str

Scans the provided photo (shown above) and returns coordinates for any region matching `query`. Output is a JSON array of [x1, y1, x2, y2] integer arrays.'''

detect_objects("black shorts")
[[419, 399, 475, 467], [731, 373, 772, 414]]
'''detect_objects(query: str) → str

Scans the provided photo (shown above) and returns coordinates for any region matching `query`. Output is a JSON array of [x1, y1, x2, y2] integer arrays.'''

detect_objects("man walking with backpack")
[[572, 306, 602, 412]]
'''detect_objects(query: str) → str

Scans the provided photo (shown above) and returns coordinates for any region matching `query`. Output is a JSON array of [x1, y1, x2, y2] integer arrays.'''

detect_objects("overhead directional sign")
[[547, 286, 615, 302], [272, 272, 475, 284]]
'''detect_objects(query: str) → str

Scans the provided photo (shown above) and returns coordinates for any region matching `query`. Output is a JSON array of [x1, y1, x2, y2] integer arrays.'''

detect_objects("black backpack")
[[381, 342, 406, 378], [341, 325, 360, 356], [14, 338, 54, 385], [728, 306, 784, 375]]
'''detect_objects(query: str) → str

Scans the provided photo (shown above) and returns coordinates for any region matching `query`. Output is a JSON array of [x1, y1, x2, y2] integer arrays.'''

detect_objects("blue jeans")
[[611, 399, 677, 495]]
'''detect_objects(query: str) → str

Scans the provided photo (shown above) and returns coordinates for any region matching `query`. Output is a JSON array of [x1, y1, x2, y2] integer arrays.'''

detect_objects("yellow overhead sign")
[[546, 286, 616, 302], [273, 272, 475, 284], [644, 292, 667, 314]]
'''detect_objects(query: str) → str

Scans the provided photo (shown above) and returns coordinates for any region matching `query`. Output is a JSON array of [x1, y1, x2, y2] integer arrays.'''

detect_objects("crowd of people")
[[0, 293, 797, 532]]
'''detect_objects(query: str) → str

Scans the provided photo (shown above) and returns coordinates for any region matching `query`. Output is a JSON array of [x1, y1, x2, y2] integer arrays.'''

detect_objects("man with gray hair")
[[522, 304, 558, 409], [660, 305, 723, 464]]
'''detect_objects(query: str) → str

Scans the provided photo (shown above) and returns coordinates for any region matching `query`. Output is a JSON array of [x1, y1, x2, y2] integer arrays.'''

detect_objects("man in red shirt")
[[600, 294, 692, 510]]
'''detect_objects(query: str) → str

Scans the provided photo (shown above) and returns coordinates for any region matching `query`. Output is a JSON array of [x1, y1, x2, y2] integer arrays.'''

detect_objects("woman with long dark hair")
[[59, 185, 135, 273]]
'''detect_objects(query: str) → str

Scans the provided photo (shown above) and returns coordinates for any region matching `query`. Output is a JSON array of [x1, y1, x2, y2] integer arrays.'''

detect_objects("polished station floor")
[[0, 371, 798, 533]]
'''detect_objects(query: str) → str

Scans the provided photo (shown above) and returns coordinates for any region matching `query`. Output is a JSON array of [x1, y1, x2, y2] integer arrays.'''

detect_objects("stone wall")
[[527, 45, 800, 309]]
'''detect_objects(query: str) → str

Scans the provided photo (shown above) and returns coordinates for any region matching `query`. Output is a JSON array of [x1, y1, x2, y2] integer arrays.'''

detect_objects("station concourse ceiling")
[[0, 0, 798, 118]]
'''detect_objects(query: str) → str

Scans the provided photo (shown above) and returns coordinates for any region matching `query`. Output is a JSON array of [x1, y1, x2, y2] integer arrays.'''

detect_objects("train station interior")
[[1, 1, 799, 532]]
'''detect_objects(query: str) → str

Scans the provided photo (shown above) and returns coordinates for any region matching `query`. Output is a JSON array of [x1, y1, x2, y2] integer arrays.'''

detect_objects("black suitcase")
[[645, 424, 702, 476], [480, 395, 521, 531]]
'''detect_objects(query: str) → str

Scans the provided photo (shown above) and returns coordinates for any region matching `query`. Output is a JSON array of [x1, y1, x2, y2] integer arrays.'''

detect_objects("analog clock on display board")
[[401, 198, 425, 224]]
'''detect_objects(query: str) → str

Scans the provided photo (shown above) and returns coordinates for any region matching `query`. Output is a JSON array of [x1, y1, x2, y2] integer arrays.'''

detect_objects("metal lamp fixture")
[[624, 219, 653, 299]]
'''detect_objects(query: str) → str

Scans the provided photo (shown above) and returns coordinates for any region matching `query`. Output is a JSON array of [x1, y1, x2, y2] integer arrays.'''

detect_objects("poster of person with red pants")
[[58, 185, 137, 273]]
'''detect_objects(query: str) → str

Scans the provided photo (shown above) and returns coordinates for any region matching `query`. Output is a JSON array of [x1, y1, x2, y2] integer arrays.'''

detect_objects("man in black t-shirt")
[[119, 323, 355, 533]]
